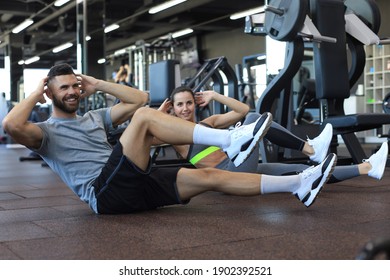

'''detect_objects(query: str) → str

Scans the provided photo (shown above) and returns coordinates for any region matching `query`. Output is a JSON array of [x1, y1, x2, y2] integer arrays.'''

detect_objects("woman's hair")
[[170, 85, 194, 102]]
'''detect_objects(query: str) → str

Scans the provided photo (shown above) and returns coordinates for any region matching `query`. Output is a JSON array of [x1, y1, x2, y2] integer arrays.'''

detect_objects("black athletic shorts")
[[93, 142, 185, 214]]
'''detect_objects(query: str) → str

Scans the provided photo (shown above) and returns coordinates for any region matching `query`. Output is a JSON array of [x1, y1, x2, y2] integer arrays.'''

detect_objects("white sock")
[[192, 124, 230, 149], [260, 174, 301, 194]]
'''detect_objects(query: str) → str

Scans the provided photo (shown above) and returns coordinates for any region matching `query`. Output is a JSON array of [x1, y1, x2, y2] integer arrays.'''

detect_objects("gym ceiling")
[[0, 0, 264, 69]]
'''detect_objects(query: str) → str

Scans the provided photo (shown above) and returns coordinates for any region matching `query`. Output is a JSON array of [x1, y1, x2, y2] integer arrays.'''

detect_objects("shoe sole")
[[302, 153, 337, 207], [232, 113, 273, 167]]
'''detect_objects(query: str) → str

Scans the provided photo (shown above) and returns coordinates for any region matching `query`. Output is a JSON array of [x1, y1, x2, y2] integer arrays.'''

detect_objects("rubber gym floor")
[[0, 143, 389, 260]]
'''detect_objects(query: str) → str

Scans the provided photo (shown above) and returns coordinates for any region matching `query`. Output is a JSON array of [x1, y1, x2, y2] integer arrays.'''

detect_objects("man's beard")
[[52, 94, 80, 114]]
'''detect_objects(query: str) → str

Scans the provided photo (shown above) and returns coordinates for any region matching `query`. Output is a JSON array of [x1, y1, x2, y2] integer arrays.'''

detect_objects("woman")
[[157, 86, 387, 183]]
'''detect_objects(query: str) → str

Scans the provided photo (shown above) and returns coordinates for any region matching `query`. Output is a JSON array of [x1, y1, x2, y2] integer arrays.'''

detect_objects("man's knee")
[[133, 106, 151, 119], [179, 167, 215, 182], [177, 167, 221, 198]]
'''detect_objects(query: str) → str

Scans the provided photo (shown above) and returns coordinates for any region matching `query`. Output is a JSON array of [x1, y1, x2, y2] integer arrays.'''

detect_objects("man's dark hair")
[[47, 63, 76, 85]]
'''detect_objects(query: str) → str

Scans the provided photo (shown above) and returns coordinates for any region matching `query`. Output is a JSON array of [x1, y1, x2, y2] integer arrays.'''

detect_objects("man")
[[3, 63, 336, 214]]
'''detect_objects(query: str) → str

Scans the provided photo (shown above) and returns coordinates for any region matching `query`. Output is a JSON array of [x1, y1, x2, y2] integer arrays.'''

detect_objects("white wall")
[[0, 69, 10, 100]]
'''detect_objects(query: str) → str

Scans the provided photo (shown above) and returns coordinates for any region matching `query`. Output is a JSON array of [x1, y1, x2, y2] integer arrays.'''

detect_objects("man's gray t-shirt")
[[34, 108, 115, 213]]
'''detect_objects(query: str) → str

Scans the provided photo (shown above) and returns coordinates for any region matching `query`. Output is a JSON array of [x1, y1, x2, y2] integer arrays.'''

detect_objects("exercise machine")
[[129, 37, 180, 92], [147, 56, 240, 166], [235, 54, 267, 111], [255, 0, 390, 164], [186, 56, 239, 119], [253, 0, 335, 163]]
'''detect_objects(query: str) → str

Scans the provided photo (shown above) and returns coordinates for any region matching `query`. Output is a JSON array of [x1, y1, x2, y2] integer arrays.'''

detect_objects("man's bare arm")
[[2, 78, 47, 149]]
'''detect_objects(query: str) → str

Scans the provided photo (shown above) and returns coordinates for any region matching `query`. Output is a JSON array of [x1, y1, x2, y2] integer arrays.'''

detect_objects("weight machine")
[[254, 0, 390, 164], [148, 56, 240, 166], [185, 56, 239, 118], [129, 38, 180, 91]]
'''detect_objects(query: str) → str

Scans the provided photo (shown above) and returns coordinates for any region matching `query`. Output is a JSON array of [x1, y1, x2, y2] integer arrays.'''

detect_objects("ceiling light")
[[52, 42, 73, 53], [54, 0, 71, 7], [24, 56, 40, 65], [172, 28, 193, 38], [85, 35, 91, 41], [230, 6, 265, 20], [104, 24, 120, 33], [114, 48, 127, 56], [149, 0, 187, 14], [12, 19, 34, 34], [18, 60, 25, 65], [97, 58, 106, 64]]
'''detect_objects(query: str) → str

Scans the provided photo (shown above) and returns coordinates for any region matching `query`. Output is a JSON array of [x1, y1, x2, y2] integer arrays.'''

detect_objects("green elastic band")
[[189, 146, 221, 165]]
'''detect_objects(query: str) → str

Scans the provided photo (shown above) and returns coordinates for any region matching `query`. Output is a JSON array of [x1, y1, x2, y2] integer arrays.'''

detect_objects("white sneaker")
[[294, 153, 337, 207], [224, 112, 272, 167], [364, 142, 388, 180], [308, 123, 333, 163]]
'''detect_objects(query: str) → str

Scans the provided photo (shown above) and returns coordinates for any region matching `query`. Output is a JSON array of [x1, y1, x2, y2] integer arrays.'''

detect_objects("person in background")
[[114, 64, 133, 87]]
